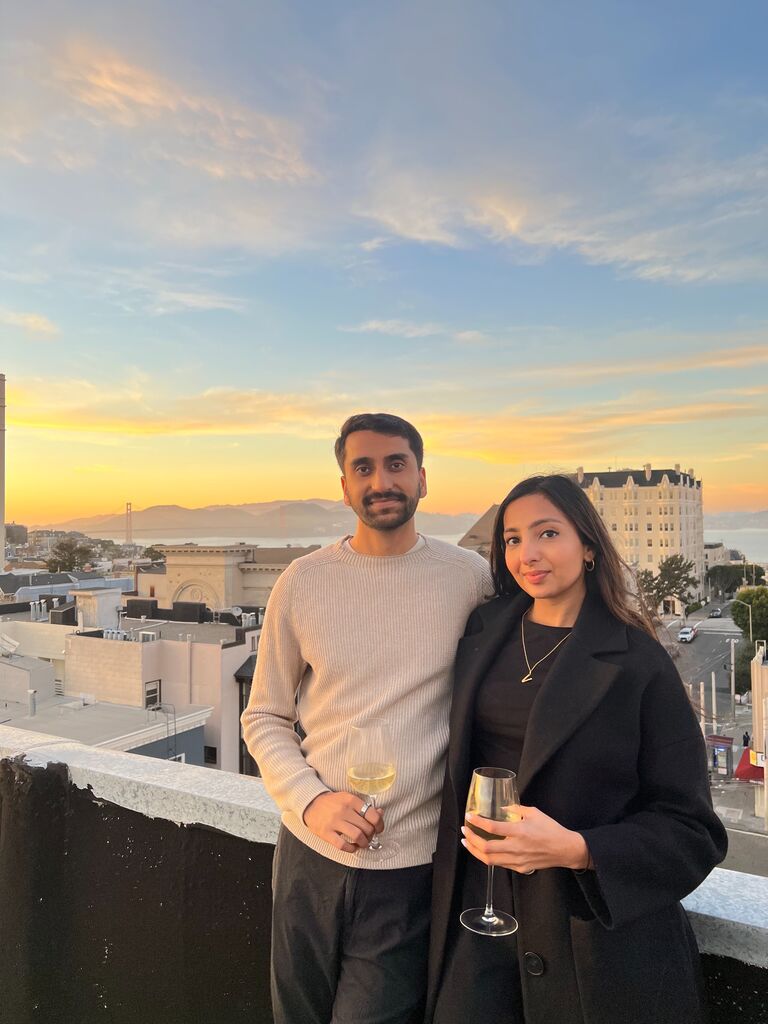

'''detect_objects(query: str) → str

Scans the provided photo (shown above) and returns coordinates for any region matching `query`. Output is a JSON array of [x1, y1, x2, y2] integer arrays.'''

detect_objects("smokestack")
[[0, 374, 5, 572]]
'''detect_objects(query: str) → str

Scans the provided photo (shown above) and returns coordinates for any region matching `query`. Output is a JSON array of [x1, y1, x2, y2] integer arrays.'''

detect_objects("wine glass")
[[460, 767, 520, 936], [346, 719, 399, 860]]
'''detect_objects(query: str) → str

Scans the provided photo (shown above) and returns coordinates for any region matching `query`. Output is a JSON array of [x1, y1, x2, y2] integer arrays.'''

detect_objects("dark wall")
[[131, 725, 205, 766], [0, 758, 273, 1024]]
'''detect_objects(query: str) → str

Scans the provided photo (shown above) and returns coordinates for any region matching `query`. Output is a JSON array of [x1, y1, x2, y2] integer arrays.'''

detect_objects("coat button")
[[524, 951, 545, 976]]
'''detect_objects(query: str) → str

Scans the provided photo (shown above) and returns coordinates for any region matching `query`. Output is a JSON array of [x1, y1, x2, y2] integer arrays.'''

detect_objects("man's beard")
[[353, 490, 420, 531]]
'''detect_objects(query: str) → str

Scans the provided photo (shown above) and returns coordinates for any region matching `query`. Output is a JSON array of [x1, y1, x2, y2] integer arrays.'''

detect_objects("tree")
[[5, 523, 28, 544], [634, 555, 698, 611], [707, 563, 765, 597], [46, 537, 95, 573], [142, 546, 166, 563], [732, 639, 754, 696], [731, 587, 768, 643], [635, 569, 658, 612]]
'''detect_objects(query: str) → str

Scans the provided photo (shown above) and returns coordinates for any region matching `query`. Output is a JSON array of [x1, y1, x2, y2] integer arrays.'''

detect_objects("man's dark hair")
[[334, 413, 424, 470]]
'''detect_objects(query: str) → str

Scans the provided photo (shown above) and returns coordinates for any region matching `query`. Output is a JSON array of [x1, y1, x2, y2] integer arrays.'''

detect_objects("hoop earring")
[[584, 558, 596, 572]]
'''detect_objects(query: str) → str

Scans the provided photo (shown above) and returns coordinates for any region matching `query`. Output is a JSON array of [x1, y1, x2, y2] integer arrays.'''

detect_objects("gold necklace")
[[520, 610, 572, 683]]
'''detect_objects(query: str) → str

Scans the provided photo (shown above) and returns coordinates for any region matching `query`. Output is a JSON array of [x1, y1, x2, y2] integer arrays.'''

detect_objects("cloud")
[[339, 319, 445, 338], [453, 330, 489, 345], [358, 109, 768, 283], [48, 39, 315, 185], [9, 372, 763, 467], [359, 237, 390, 252], [0, 37, 322, 253], [0, 308, 58, 336], [503, 342, 768, 382]]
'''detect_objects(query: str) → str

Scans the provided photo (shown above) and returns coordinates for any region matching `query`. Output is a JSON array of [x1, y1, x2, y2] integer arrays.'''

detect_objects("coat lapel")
[[516, 596, 628, 795], [448, 594, 529, 792]]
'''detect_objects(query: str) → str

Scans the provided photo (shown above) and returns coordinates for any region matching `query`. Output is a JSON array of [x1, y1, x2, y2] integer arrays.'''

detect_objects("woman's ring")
[[359, 801, 372, 816]]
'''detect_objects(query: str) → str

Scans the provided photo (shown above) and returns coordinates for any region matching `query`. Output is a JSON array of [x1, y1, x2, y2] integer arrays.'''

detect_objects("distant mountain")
[[704, 510, 768, 530], [33, 500, 480, 540]]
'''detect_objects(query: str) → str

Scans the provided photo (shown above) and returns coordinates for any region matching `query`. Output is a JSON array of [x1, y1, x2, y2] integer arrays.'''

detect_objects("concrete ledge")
[[683, 868, 768, 968], [0, 724, 280, 844], [2, 724, 767, 969]]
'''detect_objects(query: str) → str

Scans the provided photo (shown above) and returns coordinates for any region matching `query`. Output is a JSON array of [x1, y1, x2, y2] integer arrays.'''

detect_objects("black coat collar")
[[448, 593, 629, 798]]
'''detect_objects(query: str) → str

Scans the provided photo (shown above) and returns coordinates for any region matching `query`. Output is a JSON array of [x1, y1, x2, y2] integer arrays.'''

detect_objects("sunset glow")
[[2, 3, 767, 525]]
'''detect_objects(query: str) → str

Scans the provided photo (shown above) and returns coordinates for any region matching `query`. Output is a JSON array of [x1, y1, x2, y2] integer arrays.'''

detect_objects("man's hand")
[[303, 791, 384, 853], [462, 804, 591, 873]]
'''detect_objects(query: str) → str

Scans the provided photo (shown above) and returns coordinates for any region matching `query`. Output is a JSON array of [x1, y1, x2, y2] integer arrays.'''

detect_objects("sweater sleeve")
[[575, 656, 728, 930], [240, 566, 331, 821]]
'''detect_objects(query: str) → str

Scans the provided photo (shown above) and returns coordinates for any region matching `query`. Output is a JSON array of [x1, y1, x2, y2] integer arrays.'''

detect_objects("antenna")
[[126, 502, 133, 546]]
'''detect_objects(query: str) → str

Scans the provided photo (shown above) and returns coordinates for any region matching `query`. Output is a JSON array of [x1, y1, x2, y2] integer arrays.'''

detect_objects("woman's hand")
[[462, 805, 591, 873]]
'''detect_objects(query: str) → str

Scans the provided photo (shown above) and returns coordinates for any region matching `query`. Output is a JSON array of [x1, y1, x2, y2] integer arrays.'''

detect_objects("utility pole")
[[729, 637, 738, 722], [711, 671, 717, 733]]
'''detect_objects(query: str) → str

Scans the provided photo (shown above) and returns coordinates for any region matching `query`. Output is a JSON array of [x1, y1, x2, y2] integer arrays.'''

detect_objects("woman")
[[427, 475, 727, 1024]]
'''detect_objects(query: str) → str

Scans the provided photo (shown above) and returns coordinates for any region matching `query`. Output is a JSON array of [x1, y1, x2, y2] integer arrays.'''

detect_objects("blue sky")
[[1, 1, 767, 522]]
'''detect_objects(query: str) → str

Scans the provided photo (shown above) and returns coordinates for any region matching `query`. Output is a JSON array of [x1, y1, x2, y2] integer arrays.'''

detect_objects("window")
[[611, 523, 617, 531], [647, 539, 653, 547], [204, 746, 218, 765], [149, 586, 155, 598], [646, 523, 653, 531], [647, 555, 653, 563], [144, 679, 161, 708]]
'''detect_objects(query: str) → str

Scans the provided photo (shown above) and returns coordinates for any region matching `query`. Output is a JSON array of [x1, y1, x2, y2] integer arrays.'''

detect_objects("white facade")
[[139, 544, 318, 610], [576, 463, 704, 612], [704, 542, 729, 573], [64, 627, 258, 772]]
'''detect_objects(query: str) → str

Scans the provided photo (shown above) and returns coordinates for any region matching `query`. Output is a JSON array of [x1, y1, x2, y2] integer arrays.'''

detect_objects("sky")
[[1, 0, 767, 525]]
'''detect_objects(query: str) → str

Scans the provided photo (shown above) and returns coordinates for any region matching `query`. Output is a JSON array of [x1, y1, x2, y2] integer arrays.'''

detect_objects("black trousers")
[[433, 854, 525, 1024], [271, 827, 432, 1024]]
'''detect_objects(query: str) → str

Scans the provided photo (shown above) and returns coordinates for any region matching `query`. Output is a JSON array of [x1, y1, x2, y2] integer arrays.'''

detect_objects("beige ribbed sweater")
[[241, 535, 492, 869]]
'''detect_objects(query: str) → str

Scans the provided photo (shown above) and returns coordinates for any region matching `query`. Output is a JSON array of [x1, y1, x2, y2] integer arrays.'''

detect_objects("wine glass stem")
[[368, 795, 383, 851], [482, 865, 496, 923]]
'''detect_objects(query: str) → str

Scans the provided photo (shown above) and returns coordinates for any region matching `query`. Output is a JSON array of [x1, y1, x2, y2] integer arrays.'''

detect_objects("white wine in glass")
[[460, 767, 520, 936], [346, 719, 399, 860]]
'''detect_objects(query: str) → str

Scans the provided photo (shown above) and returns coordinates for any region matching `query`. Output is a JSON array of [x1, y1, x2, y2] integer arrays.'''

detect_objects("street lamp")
[[732, 598, 753, 643]]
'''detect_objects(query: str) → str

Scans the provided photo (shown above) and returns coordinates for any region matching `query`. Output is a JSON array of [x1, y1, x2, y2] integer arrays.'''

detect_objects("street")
[[661, 602, 744, 731]]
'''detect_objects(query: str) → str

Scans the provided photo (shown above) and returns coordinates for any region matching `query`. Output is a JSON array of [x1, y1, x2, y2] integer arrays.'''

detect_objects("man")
[[241, 412, 492, 1024]]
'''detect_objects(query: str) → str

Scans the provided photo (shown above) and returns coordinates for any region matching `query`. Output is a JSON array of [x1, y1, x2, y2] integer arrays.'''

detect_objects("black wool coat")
[[426, 593, 728, 1024]]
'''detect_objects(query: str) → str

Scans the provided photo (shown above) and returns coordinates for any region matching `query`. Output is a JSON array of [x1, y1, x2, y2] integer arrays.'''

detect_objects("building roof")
[[2, 697, 213, 749], [457, 506, 498, 553], [159, 544, 320, 564], [572, 469, 700, 489], [0, 572, 76, 594]]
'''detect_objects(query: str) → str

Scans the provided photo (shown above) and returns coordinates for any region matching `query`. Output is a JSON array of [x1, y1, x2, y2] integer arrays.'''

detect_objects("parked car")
[[678, 626, 697, 643], [708, 608, 722, 618]]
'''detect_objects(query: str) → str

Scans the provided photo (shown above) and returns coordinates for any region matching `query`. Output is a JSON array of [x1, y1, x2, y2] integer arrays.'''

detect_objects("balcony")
[[1, 725, 766, 1024]]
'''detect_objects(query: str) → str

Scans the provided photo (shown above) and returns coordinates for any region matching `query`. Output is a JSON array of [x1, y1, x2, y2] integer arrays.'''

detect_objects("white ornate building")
[[137, 544, 319, 610]]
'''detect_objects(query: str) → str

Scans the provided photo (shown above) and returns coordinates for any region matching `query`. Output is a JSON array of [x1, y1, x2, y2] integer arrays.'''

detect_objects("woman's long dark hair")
[[490, 474, 657, 638]]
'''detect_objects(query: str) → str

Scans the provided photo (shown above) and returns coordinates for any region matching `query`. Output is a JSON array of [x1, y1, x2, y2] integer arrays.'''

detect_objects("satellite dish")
[[230, 606, 243, 617]]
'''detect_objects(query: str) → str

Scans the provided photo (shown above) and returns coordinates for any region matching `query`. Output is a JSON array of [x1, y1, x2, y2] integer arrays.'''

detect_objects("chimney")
[[576, 466, 584, 484], [644, 463, 652, 481], [688, 467, 694, 479], [0, 374, 5, 572], [28, 689, 37, 717], [674, 463, 680, 473]]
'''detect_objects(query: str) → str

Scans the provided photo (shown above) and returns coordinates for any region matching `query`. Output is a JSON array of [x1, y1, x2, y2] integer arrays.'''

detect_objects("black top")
[[471, 615, 572, 774]]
